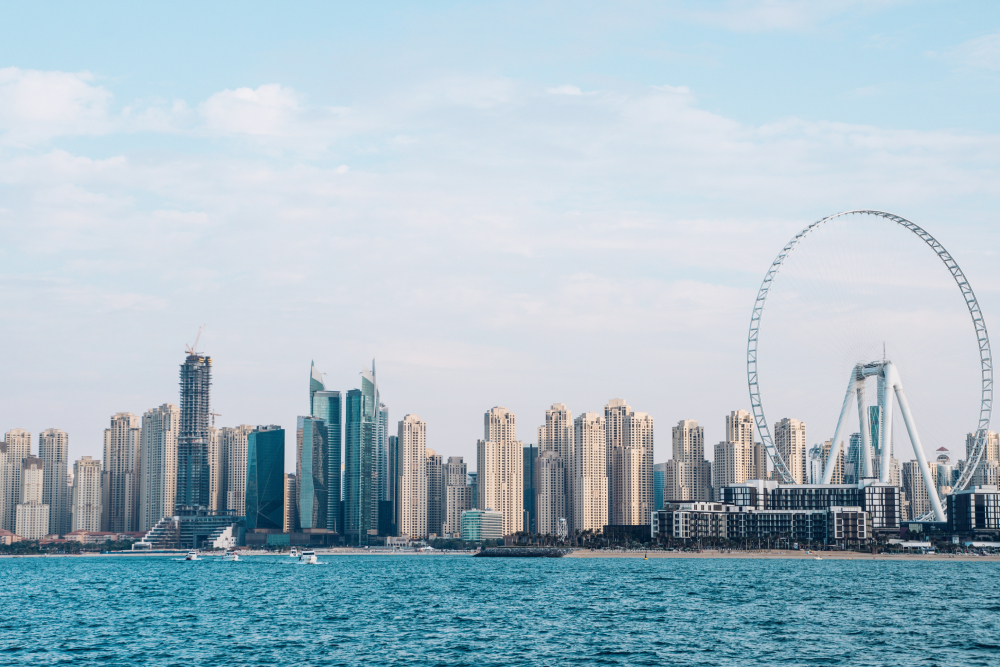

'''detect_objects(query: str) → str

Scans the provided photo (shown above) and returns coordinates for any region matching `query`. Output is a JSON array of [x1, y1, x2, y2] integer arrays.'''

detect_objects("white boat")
[[813, 557, 823, 561], [299, 550, 318, 564], [222, 549, 240, 562], [185, 551, 200, 561], [290, 547, 299, 558]]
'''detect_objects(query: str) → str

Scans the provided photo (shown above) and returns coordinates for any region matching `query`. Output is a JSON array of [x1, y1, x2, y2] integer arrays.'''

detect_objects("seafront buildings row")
[[2, 348, 1000, 548]]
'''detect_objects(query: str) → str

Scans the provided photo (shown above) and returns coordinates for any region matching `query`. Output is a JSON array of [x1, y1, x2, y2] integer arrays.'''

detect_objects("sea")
[[1, 554, 998, 666]]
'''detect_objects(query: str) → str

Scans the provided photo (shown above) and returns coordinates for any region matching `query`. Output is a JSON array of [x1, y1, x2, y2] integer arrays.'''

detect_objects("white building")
[[617, 412, 655, 524], [774, 418, 807, 484], [537, 403, 572, 534], [444, 456, 471, 537], [573, 412, 608, 534], [477, 406, 523, 536], [397, 414, 427, 539], [39, 429, 69, 536], [103, 413, 141, 532], [222, 425, 254, 515], [604, 399, 630, 526], [535, 450, 566, 536], [138, 404, 180, 531], [16, 457, 49, 538], [72, 457, 103, 532], [666, 419, 710, 503], [2, 429, 31, 532]]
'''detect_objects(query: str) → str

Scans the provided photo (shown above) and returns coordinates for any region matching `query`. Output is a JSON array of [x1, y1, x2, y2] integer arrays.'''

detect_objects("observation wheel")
[[746, 211, 992, 505]]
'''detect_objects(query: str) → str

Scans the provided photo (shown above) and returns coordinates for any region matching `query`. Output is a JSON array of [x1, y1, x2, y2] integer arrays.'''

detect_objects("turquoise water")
[[2, 554, 998, 666]]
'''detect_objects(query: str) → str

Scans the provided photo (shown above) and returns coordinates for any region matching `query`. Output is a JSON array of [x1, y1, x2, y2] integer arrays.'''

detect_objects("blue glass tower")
[[310, 362, 342, 535], [653, 463, 666, 511], [345, 361, 379, 545], [245, 425, 284, 531], [296, 416, 329, 531]]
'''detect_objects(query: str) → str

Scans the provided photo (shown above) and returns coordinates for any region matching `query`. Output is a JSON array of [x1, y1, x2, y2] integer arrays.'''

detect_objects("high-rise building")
[[807, 444, 823, 484], [345, 362, 380, 545], [0, 442, 7, 533], [296, 416, 330, 531], [138, 404, 180, 531], [283, 473, 298, 533], [538, 403, 572, 535], [774, 418, 807, 484], [396, 414, 427, 539], [426, 450, 444, 537], [614, 412, 655, 524], [207, 426, 223, 512], [653, 462, 666, 511], [102, 413, 141, 532], [468, 472, 478, 510], [535, 450, 566, 536], [16, 457, 49, 538], [310, 363, 342, 534], [377, 403, 393, 508], [604, 399, 630, 525], [902, 460, 930, 520], [444, 456, 471, 537], [477, 406, 523, 536], [2, 429, 31, 532], [666, 419, 710, 503], [245, 426, 284, 531], [39, 429, 69, 535], [820, 440, 845, 484], [845, 433, 863, 485], [573, 412, 608, 534], [220, 425, 253, 517], [522, 444, 537, 533], [712, 410, 767, 495], [71, 457, 102, 532], [177, 351, 212, 511]]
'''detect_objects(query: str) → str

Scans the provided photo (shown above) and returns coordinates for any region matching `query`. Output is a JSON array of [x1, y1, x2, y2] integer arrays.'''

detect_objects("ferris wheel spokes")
[[821, 360, 946, 522]]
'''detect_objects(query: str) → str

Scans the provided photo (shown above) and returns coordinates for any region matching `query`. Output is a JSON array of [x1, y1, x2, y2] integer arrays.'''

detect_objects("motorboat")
[[299, 550, 318, 564], [222, 549, 240, 562], [290, 547, 298, 558], [185, 551, 200, 561]]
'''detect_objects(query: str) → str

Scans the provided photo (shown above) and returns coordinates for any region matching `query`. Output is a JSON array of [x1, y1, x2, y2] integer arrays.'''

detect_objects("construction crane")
[[185, 325, 205, 356], [209, 412, 221, 427]]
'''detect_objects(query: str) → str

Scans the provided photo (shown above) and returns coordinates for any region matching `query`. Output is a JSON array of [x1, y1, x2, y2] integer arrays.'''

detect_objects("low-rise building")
[[948, 485, 1000, 532], [723, 480, 899, 531], [460, 509, 503, 542]]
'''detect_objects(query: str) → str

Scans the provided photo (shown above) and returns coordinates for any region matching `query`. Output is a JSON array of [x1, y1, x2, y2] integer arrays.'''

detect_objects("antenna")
[[185, 325, 206, 356]]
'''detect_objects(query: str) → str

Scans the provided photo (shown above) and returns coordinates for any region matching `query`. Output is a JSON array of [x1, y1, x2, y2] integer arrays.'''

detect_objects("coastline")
[[565, 549, 1000, 562]]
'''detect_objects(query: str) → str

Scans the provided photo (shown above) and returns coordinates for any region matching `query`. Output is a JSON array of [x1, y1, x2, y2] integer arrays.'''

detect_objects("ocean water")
[[1, 554, 998, 666]]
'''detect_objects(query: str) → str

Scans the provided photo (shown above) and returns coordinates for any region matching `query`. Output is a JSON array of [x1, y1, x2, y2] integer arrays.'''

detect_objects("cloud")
[[944, 33, 1000, 71], [548, 85, 583, 95], [0, 67, 113, 144], [683, 0, 901, 33], [199, 83, 303, 136]]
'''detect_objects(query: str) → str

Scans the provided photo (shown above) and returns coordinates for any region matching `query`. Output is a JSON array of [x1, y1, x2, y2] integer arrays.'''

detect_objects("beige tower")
[[666, 420, 710, 502], [537, 403, 572, 533], [16, 457, 49, 538], [39, 429, 69, 536], [820, 440, 845, 484], [138, 404, 180, 531], [535, 450, 566, 536], [573, 412, 608, 533], [617, 412, 655, 524], [2, 429, 31, 532], [222, 425, 254, 515], [604, 399, 632, 525], [72, 456, 103, 532], [477, 406, 523, 536], [102, 413, 141, 533], [397, 414, 428, 539], [727, 409, 766, 480], [774, 418, 807, 484]]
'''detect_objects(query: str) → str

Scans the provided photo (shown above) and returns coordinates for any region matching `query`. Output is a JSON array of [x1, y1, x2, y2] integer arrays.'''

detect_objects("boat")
[[185, 551, 200, 561], [813, 557, 823, 561], [222, 549, 240, 562], [290, 547, 298, 558], [299, 550, 318, 564]]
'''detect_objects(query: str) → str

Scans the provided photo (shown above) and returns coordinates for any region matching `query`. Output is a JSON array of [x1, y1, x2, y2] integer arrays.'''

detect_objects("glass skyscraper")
[[177, 352, 211, 511], [523, 444, 537, 533], [310, 362, 342, 535], [296, 416, 329, 531], [246, 425, 284, 531], [345, 361, 379, 545]]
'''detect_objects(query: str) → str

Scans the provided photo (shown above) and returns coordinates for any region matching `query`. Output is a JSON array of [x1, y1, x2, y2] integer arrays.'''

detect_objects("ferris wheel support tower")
[[823, 360, 946, 522]]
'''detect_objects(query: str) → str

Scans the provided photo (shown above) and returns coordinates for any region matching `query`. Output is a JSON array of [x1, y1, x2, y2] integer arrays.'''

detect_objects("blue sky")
[[1, 1, 999, 469]]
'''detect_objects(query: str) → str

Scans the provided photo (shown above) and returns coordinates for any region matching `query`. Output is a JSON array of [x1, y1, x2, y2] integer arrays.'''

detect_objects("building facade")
[[460, 509, 503, 541], [39, 428, 69, 535], [477, 406, 523, 536], [296, 416, 330, 531], [310, 363, 343, 534], [177, 353, 212, 511], [16, 457, 48, 538], [221, 425, 253, 517], [103, 413, 141, 532], [666, 419, 710, 503], [71, 457, 102, 532], [2, 429, 31, 532], [538, 403, 572, 533], [245, 426, 284, 531], [573, 412, 608, 534], [774, 418, 807, 484], [138, 404, 180, 531], [535, 450, 566, 536], [345, 363, 380, 545], [396, 414, 427, 539]]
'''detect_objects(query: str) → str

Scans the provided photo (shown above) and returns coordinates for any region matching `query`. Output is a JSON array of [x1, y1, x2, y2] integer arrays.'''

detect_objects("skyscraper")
[[774, 418, 807, 484], [604, 399, 630, 525], [535, 450, 566, 536], [618, 412, 655, 523], [138, 404, 180, 531], [537, 403, 572, 534], [16, 457, 48, 538], [345, 362, 380, 545], [246, 426, 284, 531], [902, 460, 930, 520], [396, 414, 427, 539], [653, 462, 666, 511], [713, 410, 766, 493], [444, 456, 471, 537], [426, 450, 444, 537], [102, 413, 141, 532], [283, 473, 298, 533], [666, 419, 709, 503], [177, 351, 211, 511], [477, 406, 523, 537], [39, 429, 69, 535], [522, 444, 537, 533], [71, 457, 102, 532], [0, 443, 7, 533], [309, 363, 342, 534], [820, 439, 845, 484], [296, 416, 329, 531], [2, 429, 31, 532], [207, 426, 223, 512], [221, 425, 254, 516], [573, 412, 608, 534]]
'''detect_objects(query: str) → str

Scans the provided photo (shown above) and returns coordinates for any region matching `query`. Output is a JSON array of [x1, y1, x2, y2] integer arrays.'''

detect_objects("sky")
[[1, 1, 1000, 472]]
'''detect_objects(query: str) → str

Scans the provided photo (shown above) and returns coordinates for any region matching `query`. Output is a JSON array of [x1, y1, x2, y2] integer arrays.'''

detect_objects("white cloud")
[[199, 83, 303, 136], [0, 67, 113, 144], [683, 0, 902, 33], [548, 85, 583, 95], [945, 33, 1000, 71]]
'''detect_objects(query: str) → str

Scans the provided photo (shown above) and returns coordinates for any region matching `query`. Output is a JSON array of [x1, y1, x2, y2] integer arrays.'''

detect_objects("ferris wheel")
[[746, 210, 993, 521]]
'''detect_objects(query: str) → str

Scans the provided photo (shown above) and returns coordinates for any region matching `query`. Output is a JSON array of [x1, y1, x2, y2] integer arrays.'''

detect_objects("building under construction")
[[176, 351, 212, 511]]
